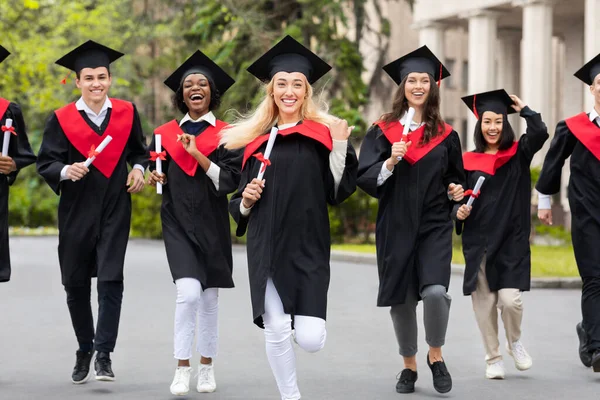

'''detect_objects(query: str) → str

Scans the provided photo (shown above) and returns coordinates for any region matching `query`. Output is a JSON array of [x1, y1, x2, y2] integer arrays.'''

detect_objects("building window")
[[462, 119, 469, 150], [462, 61, 469, 91], [445, 58, 455, 88]]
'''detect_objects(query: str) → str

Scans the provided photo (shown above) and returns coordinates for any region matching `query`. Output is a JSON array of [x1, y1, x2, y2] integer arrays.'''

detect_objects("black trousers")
[[65, 280, 124, 353], [582, 276, 600, 352]]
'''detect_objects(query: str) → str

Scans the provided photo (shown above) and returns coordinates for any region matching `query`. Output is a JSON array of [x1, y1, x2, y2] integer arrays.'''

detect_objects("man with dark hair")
[[37, 40, 148, 384]]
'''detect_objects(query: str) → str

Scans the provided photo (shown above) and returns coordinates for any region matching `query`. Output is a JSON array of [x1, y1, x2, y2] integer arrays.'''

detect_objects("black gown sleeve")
[[4, 103, 36, 185], [326, 141, 358, 205], [213, 146, 243, 197], [442, 131, 466, 192], [126, 104, 149, 170], [518, 106, 549, 161], [229, 158, 255, 237], [535, 121, 577, 195], [357, 125, 391, 198], [36, 112, 69, 195]]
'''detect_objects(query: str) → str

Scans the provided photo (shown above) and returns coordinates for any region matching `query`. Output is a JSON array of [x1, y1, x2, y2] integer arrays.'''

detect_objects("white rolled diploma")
[[1, 118, 13, 157], [397, 107, 416, 161], [84, 135, 113, 168], [155, 134, 163, 195], [466, 176, 486, 207], [256, 126, 279, 181]]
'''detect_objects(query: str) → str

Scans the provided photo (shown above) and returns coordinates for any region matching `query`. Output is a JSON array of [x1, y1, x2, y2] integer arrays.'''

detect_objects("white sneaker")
[[507, 341, 532, 371], [485, 361, 505, 379], [170, 366, 192, 396], [197, 363, 217, 393]]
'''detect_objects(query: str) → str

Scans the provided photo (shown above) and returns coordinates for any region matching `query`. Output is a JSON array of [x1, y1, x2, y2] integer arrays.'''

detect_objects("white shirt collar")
[[590, 107, 600, 124], [399, 111, 424, 132], [277, 121, 299, 130], [179, 111, 216, 127], [75, 96, 112, 118]]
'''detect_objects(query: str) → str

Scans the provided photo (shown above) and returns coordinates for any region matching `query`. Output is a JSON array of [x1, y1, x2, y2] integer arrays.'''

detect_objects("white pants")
[[263, 278, 326, 400], [173, 278, 219, 360]]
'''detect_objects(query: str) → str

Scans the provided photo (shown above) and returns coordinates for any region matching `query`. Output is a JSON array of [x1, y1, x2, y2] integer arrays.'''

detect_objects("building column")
[[463, 9, 499, 150], [497, 29, 521, 130], [517, 0, 554, 166], [584, 0, 600, 110], [416, 21, 446, 58]]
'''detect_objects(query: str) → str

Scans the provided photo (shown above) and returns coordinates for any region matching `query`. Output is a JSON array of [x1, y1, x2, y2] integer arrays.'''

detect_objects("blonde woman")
[[221, 36, 358, 400]]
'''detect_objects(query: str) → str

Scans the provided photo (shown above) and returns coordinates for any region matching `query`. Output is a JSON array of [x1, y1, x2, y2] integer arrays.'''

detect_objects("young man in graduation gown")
[[536, 53, 600, 372], [36, 40, 148, 384], [0, 45, 37, 283]]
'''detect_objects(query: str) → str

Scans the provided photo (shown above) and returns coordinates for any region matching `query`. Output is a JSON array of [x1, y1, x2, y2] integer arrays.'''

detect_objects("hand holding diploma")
[[242, 178, 265, 209], [255, 126, 278, 181], [466, 176, 485, 207], [2, 118, 16, 157], [397, 107, 415, 161], [84, 135, 112, 168]]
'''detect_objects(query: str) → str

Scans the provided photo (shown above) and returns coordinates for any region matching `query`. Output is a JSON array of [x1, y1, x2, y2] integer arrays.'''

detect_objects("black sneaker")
[[426, 352, 452, 394], [94, 352, 115, 381], [71, 350, 94, 384], [396, 368, 418, 393], [576, 322, 593, 368], [592, 350, 600, 373]]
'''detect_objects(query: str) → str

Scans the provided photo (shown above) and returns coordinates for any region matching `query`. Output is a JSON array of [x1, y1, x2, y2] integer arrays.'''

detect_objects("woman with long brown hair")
[[221, 36, 357, 400], [357, 46, 465, 395]]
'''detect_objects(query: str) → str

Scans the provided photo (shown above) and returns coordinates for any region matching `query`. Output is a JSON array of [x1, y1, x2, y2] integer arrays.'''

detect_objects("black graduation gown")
[[457, 107, 548, 295], [149, 119, 241, 288], [0, 101, 36, 283], [357, 124, 465, 307], [36, 99, 148, 287], [229, 121, 358, 327], [536, 114, 600, 279]]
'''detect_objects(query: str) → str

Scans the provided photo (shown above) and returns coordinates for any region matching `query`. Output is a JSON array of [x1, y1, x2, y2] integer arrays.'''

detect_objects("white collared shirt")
[[376, 111, 424, 186], [179, 111, 220, 191], [538, 106, 600, 209], [60, 97, 144, 181]]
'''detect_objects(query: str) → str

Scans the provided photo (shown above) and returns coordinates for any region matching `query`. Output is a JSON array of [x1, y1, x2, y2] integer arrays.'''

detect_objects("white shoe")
[[197, 363, 217, 393], [507, 341, 532, 371], [485, 361, 505, 379], [170, 366, 192, 396]]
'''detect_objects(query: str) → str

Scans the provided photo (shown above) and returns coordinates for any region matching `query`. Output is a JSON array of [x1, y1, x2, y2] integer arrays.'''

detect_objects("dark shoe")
[[427, 352, 452, 394], [71, 350, 94, 384], [94, 352, 115, 381], [592, 351, 600, 373], [577, 322, 593, 368], [396, 369, 418, 393]]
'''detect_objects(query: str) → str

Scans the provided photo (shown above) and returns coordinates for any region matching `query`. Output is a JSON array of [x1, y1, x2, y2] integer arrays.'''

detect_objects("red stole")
[[0, 98, 9, 120], [55, 99, 133, 178], [241, 120, 333, 169], [376, 121, 453, 165], [154, 119, 227, 176], [565, 112, 600, 161], [462, 142, 519, 175]]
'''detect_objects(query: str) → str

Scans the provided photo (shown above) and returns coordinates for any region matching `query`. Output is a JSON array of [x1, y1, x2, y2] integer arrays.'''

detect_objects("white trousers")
[[173, 277, 219, 360], [263, 278, 326, 400]]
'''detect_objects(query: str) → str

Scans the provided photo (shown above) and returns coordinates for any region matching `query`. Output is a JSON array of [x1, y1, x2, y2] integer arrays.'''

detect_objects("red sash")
[[154, 119, 227, 176], [565, 112, 600, 161], [376, 121, 453, 165], [462, 142, 519, 175], [55, 99, 133, 178], [241, 120, 333, 169], [0, 98, 9, 120]]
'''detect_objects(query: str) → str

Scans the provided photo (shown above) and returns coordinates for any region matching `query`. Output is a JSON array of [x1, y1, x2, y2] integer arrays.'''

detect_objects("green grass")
[[331, 244, 579, 278]]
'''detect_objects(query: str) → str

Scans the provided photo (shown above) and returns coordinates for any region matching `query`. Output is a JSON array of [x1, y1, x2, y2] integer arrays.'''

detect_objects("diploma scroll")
[[1, 118, 13, 157], [466, 176, 486, 207], [256, 126, 279, 181], [397, 107, 416, 161]]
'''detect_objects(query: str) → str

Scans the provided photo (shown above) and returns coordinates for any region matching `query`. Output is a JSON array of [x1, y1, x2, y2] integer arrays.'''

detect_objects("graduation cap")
[[461, 89, 516, 120], [247, 35, 331, 84], [0, 45, 10, 64], [574, 53, 600, 86], [163, 50, 235, 95], [55, 40, 124, 82], [383, 45, 450, 86]]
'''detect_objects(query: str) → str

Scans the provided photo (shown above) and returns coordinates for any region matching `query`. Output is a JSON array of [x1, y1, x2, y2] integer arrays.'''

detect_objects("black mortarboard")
[[574, 53, 600, 86], [383, 45, 450, 85], [55, 40, 124, 74], [163, 50, 235, 95], [0, 45, 10, 64], [461, 89, 516, 119], [247, 35, 331, 84]]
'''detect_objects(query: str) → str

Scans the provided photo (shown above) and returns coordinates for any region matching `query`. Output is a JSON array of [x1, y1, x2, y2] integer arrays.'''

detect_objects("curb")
[[329, 250, 582, 290]]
